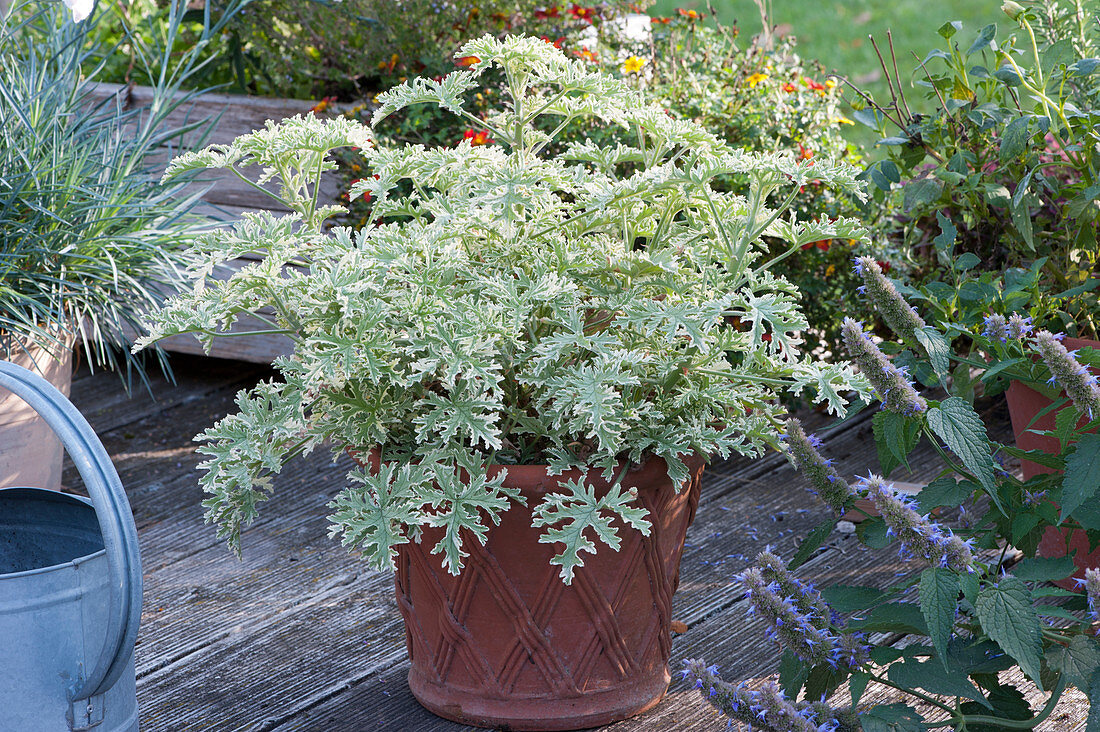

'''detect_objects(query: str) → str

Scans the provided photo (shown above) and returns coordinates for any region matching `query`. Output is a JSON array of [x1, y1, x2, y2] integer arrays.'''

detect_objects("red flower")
[[798, 143, 813, 160], [782, 82, 796, 93], [534, 5, 560, 19], [569, 4, 596, 21], [677, 7, 704, 20], [455, 55, 481, 67], [803, 78, 826, 91], [650, 16, 670, 24], [877, 260, 892, 273], [540, 35, 566, 49], [462, 129, 494, 146]]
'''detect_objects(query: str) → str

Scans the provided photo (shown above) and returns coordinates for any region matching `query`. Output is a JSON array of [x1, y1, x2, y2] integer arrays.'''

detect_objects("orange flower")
[[569, 4, 596, 21], [782, 82, 796, 93], [800, 240, 830, 251], [575, 46, 598, 63], [803, 78, 825, 91], [540, 35, 566, 49], [455, 55, 481, 67], [534, 5, 560, 18], [677, 7, 704, 20], [798, 143, 813, 160], [309, 95, 337, 113], [377, 53, 399, 73], [462, 129, 494, 146], [650, 16, 670, 24]]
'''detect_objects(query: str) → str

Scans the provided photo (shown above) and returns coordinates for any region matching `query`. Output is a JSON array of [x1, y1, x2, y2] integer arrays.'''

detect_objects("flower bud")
[[1002, 1, 1025, 20]]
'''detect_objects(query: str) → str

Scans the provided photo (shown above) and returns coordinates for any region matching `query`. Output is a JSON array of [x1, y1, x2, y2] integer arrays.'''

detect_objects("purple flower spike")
[[784, 418, 855, 514], [841, 318, 928, 416], [1007, 313, 1032, 340], [1084, 568, 1100, 625], [1033, 330, 1100, 420], [739, 564, 839, 666], [981, 314, 1008, 343], [859, 474, 975, 572], [853, 256, 926, 345]]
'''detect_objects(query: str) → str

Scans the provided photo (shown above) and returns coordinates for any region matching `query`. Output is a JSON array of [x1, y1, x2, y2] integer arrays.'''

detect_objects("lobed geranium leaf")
[[532, 478, 651, 584]]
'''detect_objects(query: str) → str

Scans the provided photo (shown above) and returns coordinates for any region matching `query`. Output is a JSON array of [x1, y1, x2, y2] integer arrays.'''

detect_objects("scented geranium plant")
[[686, 254, 1100, 731], [139, 35, 872, 583]]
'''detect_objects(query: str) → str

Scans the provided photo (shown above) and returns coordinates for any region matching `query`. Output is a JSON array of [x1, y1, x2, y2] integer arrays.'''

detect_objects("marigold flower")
[[455, 55, 481, 67], [746, 72, 768, 88], [859, 474, 976, 571], [1033, 330, 1100, 419], [825, 263, 836, 277], [677, 7, 704, 20], [842, 317, 928, 416], [782, 417, 854, 514], [825, 78, 837, 89], [854, 256, 926, 346], [782, 82, 797, 93]]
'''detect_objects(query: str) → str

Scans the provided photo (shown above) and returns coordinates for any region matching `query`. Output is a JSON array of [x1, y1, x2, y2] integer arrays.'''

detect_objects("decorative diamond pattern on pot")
[[393, 458, 704, 712]]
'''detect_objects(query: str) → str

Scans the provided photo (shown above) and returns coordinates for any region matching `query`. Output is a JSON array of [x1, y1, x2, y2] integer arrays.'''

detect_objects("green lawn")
[[651, 0, 1006, 143]]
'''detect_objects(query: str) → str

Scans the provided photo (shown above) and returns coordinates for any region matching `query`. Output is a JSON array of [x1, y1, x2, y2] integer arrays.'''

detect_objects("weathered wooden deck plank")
[[62, 359, 1087, 731]]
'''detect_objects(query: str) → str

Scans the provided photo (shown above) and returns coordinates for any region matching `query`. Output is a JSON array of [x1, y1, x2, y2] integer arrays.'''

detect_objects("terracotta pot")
[[1004, 336, 1100, 587], [391, 454, 704, 731], [0, 335, 73, 491]]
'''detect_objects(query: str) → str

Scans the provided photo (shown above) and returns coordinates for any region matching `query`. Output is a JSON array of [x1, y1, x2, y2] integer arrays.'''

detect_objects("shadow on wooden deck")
[[60, 354, 1088, 731]]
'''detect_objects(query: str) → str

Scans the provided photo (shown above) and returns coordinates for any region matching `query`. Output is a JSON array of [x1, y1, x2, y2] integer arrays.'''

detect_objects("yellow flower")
[[831, 116, 855, 125], [746, 73, 768, 88], [622, 56, 645, 74], [825, 78, 837, 89], [825, 264, 836, 277]]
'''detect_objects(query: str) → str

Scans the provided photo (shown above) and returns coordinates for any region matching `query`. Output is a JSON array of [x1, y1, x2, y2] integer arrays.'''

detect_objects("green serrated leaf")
[[851, 671, 871, 708], [1000, 116, 1031, 162], [849, 603, 929, 634], [857, 517, 893, 549], [1088, 670, 1100, 732], [917, 476, 973, 512], [1012, 555, 1077, 582], [1047, 636, 1100, 691], [778, 648, 810, 698], [914, 327, 952, 386], [928, 397, 1000, 506], [804, 663, 849, 702], [860, 702, 924, 732], [975, 576, 1044, 686], [820, 585, 891, 612], [920, 568, 959, 671], [1064, 434, 1100, 522], [888, 657, 990, 705], [788, 516, 837, 570]]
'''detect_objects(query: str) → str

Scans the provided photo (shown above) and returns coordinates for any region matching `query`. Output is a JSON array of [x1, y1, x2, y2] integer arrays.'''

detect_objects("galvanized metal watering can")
[[0, 361, 142, 731]]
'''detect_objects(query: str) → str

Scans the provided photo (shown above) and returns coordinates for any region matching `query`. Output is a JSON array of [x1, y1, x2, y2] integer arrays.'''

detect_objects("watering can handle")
[[0, 361, 142, 703]]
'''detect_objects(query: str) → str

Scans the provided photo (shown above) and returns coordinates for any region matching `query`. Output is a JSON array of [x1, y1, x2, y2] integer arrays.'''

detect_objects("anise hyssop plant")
[[140, 35, 871, 583]]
